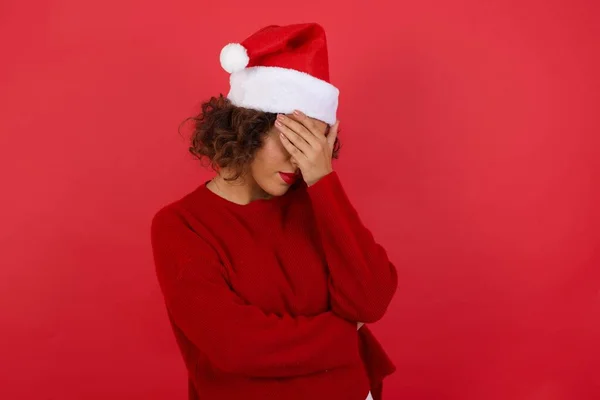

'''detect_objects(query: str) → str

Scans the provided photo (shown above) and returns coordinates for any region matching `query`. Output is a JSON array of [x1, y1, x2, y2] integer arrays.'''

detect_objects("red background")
[[1, 0, 598, 399]]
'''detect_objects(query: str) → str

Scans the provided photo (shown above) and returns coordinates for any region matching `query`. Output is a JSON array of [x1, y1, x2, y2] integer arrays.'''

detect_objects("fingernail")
[[275, 120, 283, 127], [293, 110, 303, 116], [277, 114, 285, 120]]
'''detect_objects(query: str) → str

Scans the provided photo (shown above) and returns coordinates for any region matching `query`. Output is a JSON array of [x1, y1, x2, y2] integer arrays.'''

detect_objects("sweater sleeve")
[[306, 171, 398, 323], [150, 206, 361, 378]]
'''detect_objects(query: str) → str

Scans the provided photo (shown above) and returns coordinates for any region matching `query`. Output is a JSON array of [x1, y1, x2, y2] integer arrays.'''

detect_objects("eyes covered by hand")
[[275, 109, 340, 187]]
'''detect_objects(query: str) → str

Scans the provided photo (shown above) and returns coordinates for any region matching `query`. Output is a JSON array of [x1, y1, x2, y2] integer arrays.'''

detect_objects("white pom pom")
[[220, 43, 249, 73]]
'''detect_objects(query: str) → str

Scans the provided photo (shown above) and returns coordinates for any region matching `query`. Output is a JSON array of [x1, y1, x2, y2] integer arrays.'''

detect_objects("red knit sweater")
[[150, 171, 397, 400]]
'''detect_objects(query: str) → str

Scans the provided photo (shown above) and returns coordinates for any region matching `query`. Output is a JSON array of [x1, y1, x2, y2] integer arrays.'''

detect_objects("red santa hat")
[[219, 23, 339, 125]]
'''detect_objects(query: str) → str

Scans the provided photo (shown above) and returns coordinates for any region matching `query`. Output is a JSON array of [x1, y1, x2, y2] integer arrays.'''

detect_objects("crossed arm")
[[151, 207, 363, 378], [151, 173, 396, 378]]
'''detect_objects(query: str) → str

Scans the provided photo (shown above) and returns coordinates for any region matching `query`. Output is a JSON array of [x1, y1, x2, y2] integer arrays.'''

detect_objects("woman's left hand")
[[276, 110, 340, 187]]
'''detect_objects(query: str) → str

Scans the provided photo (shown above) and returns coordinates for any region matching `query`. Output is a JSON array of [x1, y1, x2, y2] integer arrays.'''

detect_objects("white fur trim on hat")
[[220, 43, 249, 73], [226, 66, 339, 125]]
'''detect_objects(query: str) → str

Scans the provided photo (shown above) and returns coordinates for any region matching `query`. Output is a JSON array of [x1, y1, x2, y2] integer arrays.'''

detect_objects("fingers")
[[288, 110, 337, 153], [276, 116, 311, 155], [276, 113, 320, 149], [291, 109, 329, 138], [279, 130, 309, 167]]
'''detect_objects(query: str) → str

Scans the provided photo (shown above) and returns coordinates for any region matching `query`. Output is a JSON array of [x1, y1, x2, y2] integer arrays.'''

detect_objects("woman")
[[151, 23, 397, 400]]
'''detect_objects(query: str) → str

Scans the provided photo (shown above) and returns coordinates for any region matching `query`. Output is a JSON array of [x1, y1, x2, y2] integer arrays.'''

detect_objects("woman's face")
[[250, 115, 328, 197]]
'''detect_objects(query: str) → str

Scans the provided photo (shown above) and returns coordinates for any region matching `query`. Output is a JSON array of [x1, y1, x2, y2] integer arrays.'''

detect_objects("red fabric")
[[150, 171, 397, 400], [242, 23, 330, 82]]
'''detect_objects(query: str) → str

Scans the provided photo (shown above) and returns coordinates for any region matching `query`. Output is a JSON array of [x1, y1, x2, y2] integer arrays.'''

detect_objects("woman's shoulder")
[[150, 183, 213, 233], [150, 191, 223, 263]]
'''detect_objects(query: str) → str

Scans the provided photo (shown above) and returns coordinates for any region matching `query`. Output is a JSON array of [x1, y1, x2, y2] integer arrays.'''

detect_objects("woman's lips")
[[279, 172, 298, 184]]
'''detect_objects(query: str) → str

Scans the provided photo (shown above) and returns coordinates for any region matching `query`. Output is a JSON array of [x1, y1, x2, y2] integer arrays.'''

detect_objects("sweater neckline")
[[198, 179, 294, 211]]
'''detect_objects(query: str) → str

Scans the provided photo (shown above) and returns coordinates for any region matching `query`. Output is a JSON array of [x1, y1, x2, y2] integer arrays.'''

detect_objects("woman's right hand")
[[357, 322, 364, 330]]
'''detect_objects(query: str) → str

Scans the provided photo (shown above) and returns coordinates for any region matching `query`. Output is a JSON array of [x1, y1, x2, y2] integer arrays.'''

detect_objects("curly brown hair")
[[179, 94, 342, 182]]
